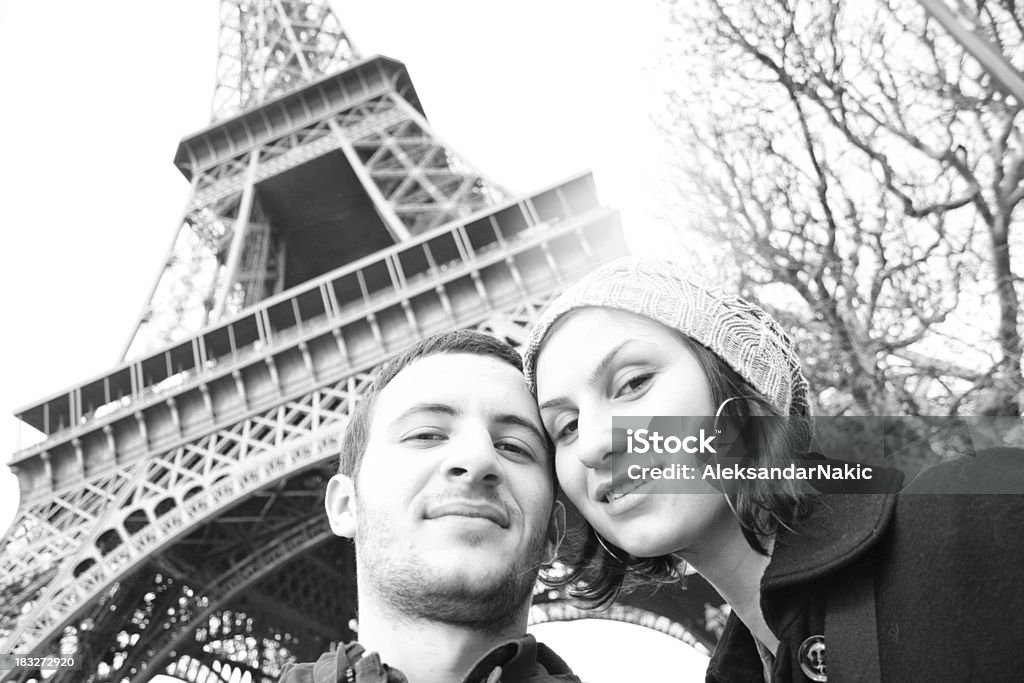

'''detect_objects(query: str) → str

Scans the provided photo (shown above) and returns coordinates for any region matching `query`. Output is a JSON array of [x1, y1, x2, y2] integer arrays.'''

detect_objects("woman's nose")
[[575, 409, 626, 470]]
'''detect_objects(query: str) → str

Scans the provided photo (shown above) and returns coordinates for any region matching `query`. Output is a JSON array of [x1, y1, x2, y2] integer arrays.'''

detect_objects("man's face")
[[327, 352, 554, 630]]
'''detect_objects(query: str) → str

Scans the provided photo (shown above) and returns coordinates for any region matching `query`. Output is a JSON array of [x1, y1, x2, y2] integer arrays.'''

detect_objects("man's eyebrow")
[[495, 413, 547, 446], [538, 341, 630, 411], [389, 402, 459, 427]]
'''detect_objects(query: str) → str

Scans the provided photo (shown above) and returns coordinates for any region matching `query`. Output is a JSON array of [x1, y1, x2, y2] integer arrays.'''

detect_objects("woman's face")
[[535, 307, 735, 558]]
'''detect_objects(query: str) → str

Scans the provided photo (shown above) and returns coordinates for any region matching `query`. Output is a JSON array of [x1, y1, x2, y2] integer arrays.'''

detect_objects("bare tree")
[[659, 0, 1023, 415]]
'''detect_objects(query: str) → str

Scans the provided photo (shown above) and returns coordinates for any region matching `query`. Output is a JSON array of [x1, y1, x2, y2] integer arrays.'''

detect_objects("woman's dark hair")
[[541, 332, 813, 608]]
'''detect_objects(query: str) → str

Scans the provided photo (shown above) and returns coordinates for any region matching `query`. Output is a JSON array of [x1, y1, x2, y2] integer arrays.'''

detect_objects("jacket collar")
[[464, 636, 539, 681], [300, 635, 578, 683], [463, 635, 579, 682]]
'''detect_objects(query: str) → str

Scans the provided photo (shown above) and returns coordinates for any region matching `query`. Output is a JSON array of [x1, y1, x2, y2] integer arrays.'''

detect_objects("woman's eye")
[[615, 372, 653, 398], [554, 418, 578, 444]]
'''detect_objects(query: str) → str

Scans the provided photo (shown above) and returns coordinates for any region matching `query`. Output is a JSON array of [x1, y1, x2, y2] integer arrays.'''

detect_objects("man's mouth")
[[424, 501, 510, 528]]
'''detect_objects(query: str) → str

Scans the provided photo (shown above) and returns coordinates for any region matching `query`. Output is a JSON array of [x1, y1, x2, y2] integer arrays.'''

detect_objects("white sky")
[[0, 1, 704, 678]]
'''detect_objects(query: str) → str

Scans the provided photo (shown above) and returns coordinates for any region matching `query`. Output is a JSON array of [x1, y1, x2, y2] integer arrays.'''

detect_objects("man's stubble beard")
[[355, 492, 548, 634]]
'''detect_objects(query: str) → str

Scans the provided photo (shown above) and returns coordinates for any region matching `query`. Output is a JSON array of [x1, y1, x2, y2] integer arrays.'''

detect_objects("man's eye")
[[495, 439, 535, 460], [403, 430, 446, 443], [614, 372, 653, 398]]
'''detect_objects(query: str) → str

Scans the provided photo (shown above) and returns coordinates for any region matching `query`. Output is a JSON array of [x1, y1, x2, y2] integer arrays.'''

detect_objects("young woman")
[[523, 256, 1024, 682]]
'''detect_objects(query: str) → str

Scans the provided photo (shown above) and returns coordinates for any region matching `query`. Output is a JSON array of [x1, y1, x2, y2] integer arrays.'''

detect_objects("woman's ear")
[[325, 473, 358, 538]]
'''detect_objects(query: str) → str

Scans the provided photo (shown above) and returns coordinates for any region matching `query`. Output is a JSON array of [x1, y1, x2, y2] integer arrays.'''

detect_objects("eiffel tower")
[[0, 3, 717, 681]]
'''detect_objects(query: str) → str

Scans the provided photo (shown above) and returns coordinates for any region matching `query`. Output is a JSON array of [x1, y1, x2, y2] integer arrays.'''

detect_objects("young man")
[[280, 330, 579, 683]]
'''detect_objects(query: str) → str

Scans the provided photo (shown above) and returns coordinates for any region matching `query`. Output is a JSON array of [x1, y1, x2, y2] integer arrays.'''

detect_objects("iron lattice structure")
[[120, 0, 502, 362], [0, 2, 717, 681], [211, 0, 360, 121]]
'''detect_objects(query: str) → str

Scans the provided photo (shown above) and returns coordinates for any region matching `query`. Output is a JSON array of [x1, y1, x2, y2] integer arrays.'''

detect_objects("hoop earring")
[[714, 396, 741, 425], [723, 490, 740, 521], [595, 532, 632, 565], [672, 555, 691, 589], [715, 398, 745, 525], [545, 500, 567, 565]]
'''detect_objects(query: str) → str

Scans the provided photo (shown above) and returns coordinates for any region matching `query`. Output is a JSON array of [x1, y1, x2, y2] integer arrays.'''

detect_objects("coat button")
[[798, 635, 827, 681]]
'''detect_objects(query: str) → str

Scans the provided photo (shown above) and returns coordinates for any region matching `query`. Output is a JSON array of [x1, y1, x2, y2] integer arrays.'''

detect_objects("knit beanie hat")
[[522, 256, 811, 417]]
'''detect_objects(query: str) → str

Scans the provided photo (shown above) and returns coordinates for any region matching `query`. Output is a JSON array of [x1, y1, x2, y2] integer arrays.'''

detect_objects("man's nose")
[[441, 428, 503, 485]]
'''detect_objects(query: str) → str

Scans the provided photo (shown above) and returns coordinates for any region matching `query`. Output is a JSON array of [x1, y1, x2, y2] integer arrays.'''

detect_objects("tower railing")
[[10, 173, 622, 500]]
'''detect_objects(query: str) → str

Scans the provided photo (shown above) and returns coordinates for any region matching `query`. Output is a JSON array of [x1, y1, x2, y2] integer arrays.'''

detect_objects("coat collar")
[[707, 493, 897, 682], [764, 493, 897, 591]]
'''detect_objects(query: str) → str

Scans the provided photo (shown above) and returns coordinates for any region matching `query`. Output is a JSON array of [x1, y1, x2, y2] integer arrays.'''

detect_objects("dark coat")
[[707, 447, 1024, 682]]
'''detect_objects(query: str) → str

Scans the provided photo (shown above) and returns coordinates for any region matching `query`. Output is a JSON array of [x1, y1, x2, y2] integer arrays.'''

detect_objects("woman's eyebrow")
[[538, 341, 631, 411], [588, 341, 631, 387]]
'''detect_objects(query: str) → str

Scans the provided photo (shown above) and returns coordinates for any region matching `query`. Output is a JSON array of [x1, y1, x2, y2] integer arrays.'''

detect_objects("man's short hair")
[[338, 330, 527, 477]]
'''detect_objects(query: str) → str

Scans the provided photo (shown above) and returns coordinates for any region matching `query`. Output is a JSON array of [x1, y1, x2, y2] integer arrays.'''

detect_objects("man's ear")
[[325, 473, 358, 538]]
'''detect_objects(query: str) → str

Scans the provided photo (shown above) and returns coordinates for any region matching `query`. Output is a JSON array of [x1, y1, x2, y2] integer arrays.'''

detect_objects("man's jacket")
[[278, 634, 580, 683]]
